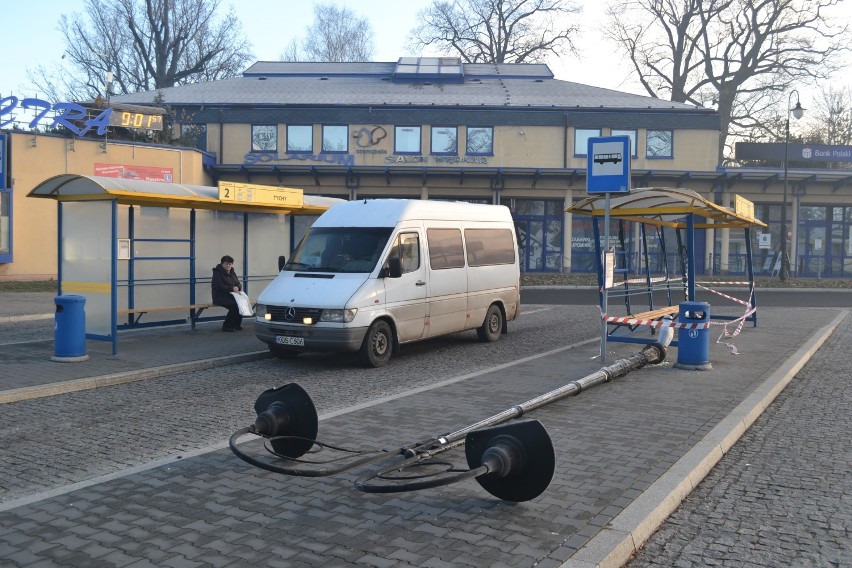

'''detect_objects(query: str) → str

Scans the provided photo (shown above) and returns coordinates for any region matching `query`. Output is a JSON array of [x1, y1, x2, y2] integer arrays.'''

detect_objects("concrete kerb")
[[0, 313, 54, 324], [0, 350, 271, 405], [562, 308, 850, 568]]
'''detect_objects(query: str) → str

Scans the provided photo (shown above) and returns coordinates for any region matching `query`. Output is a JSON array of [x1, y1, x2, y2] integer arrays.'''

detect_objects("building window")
[[574, 128, 601, 156], [395, 126, 421, 154], [466, 126, 493, 155], [251, 125, 277, 152], [287, 125, 313, 152], [611, 129, 637, 158], [430, 126, 458, 154], [322, 125, 348, 153], [646, 130, 673, 158]]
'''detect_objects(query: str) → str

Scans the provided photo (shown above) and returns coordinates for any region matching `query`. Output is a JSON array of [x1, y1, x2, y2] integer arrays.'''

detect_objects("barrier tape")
[[602, 313, 710, 330], [696, 283, 754, 307], [711, 306, 756, 355], [696, 280, 752, 286]]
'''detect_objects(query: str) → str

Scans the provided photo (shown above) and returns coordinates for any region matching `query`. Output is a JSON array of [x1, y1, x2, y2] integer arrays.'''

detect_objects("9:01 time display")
[[108, 110, 164, 131]]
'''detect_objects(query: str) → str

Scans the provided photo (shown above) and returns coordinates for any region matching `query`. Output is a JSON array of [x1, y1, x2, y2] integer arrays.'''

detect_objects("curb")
[[561, 309, 849, 568], [0, 313, 54, 324], [0, 350, 272, 405]]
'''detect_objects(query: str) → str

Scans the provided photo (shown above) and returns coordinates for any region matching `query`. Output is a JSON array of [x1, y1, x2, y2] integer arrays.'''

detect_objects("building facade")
[[4, 57, 851, 280]]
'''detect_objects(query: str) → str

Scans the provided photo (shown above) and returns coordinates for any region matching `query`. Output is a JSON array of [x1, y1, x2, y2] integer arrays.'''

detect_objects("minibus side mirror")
[[278, 256, 287, 271], [381, 257, 403, 278]]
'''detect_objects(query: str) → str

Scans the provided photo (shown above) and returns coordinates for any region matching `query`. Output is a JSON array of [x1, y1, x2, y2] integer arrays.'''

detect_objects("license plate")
[[275, 336, 304, 347]]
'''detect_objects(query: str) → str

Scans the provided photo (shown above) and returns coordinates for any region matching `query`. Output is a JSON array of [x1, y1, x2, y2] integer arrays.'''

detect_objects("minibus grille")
[[267, 306, 323, 324]]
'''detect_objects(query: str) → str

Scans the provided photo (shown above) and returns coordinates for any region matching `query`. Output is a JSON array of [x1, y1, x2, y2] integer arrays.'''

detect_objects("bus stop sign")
[[587, 136, 631, 194]]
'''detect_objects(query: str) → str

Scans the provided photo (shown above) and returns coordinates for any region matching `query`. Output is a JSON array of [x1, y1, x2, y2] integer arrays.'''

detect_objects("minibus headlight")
[[320, 308, 357, 323], [255, 304, 268, 319]]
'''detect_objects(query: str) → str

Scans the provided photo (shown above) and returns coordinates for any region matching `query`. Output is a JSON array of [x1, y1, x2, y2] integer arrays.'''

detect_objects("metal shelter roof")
[[27, 175, 339, 215], [567, 187, 766, 229]]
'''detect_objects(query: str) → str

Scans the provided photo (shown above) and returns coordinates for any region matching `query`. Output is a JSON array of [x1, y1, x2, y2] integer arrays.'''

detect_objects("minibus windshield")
[[286, 227, 393, 273]]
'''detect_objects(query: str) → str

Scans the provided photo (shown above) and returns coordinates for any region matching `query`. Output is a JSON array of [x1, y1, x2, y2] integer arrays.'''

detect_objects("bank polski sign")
[[587, 136, 631, 194]]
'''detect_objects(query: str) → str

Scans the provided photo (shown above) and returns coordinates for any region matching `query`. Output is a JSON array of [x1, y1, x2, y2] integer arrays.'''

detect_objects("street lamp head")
[[791, 101, 805, 120]]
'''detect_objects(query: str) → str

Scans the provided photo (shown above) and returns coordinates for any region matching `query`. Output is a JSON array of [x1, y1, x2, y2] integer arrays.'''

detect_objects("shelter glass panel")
[[196, 210, 246, 304], [61, 201, 113, 337], [0, 189, 10, 260], [246, 213, 291, 296]]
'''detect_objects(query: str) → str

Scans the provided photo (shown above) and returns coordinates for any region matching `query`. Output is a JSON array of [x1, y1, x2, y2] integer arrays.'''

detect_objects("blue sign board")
[[587, 136, 631, 194], [0, 133, 6, 189]]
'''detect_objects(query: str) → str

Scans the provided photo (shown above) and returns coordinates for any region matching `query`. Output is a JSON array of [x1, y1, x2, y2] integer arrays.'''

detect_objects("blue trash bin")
[[675, 301, 711, 370], [52, 295, 89, 362]]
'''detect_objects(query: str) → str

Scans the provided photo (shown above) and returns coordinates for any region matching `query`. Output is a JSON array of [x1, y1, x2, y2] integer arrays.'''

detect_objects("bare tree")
[[409, 0, 582, 64], [807, 86, 852, 147], [284, 4, 374, 62], [31, 0, 253, 100], [606, 0, 851, 162]]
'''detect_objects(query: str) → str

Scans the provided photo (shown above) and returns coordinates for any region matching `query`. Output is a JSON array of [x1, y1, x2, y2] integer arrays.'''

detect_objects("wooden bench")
[[629, 305, 679, 321], [118, 304, 218, 328]]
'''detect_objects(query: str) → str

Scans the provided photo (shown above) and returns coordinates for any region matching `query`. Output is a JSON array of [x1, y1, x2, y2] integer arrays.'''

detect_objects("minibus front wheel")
[[360, 320, 393, 368]]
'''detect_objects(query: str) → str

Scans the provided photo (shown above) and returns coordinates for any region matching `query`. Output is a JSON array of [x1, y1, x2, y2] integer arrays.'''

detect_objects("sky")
[[0, 0, 644, 100], [1, 0, 850, 114]]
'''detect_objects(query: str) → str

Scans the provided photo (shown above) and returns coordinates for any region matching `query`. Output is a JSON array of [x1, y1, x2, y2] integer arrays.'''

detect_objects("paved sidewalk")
[[0, 291, 848, 567]]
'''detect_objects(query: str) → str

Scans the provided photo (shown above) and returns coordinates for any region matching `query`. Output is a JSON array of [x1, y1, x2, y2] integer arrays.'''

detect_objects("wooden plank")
[[630, 305, 679, 321], [117, 304, 212, 315]]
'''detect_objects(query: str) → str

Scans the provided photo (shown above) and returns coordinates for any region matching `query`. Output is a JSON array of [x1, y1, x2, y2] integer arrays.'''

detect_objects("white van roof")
[[313, 199, 514, 227]]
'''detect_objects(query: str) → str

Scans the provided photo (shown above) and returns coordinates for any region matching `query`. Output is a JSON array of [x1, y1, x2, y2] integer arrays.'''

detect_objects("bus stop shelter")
[[567, 187, 767, 355], [28, 175, 340, 353]]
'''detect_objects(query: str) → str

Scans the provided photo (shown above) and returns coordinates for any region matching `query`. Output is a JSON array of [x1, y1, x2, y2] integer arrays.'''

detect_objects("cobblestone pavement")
[[626, 312, 851, 567], [0, 297, 847, 567], [0, 305, 600, 504]]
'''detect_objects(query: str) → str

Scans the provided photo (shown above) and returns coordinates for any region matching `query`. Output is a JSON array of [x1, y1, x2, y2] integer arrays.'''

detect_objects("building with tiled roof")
[[105, 57, 852, 277]]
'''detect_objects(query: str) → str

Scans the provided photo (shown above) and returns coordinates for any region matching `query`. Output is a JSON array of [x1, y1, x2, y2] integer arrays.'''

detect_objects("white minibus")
[[254, 199, 521, 367]]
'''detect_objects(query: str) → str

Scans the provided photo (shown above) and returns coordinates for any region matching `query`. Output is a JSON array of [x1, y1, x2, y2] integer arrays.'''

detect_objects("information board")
[[218, 181, 304, 207]]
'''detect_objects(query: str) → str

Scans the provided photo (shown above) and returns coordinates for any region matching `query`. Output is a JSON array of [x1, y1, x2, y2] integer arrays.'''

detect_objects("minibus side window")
[[427, 228, 465, 269], [387, 232, 420, 274], [464, 228, 516, 266]]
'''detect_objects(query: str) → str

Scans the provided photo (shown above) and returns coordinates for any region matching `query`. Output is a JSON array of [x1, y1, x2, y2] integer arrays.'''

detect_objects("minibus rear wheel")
[[477, 304, 503, 342], [360, 320, 392, 367]]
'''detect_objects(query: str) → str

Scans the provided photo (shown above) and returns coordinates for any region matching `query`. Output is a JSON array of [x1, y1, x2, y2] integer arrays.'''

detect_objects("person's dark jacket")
[[212, 264, 242, 306]]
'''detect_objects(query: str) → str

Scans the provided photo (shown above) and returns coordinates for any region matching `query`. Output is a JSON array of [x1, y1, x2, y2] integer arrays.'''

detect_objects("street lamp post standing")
[[779, 90, 805, 282]]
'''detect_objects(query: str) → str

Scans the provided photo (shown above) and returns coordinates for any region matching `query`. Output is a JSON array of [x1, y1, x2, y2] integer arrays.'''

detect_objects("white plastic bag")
[[231, 291, 254, 316]]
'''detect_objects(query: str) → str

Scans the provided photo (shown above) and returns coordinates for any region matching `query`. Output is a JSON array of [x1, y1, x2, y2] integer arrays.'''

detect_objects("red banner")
[[95, 163, 174, 183]]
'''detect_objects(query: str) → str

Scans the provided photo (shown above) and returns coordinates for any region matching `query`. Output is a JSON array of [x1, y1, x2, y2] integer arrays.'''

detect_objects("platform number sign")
[[587, 136, 631, 194]]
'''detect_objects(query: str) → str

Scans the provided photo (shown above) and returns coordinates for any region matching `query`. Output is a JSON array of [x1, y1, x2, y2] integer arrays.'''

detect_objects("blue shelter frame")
[[568, 187, 767, 351], [29, 175, 338, 354]]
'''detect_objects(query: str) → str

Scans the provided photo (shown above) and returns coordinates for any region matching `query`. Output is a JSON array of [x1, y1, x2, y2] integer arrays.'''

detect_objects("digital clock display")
[[108, 110, 164, 131]]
